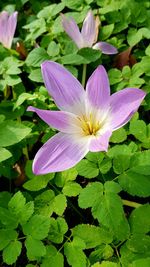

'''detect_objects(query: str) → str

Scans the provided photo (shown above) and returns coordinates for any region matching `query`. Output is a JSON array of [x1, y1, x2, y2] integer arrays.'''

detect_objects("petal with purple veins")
[[33, 132, 89, 174], [61, 14, 84, 49], [27, 106, 81, 134], [81, 10, 96, 47], [89, 130, 112, 152], [110, 88, 146, 130], [93, 41, 118, 55], [41, 61, 85, 115], [86, 65, 110, 110]]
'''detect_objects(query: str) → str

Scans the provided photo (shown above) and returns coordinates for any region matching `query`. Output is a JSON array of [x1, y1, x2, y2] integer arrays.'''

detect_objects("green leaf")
[[48, 217, 68, 244], [41, 245, 64, 267], [47, 41, 60, 57], [8, 191, 26, 215], [62, 182, 82, 196], [129, 204, 150, 234], [72, 224, 112, 249], [76, 159, 99, 178], [0, 229, 17, 250], [55, 167, 78, 187], [129, 120, 148, 143], [0, 120, 31, 147], [0, 147, 12, 162], [0, 207, 18, 229], [25, 48, 50, 67], [92, 262, 119, 267], [110, 128, 127, 143], [78, 47, 101, 63], [130, 258, 150, 267], [3, 240, 22, 265], [64, 237, 87, 267], [23, 215, 50, 240], [99, 24, 114, 40], [34, 190, 55, 216], [108, 68, 122, 85], [61, 53, 87, 65], [29, 68, 43, 82], [118, 170, 150, 197], [126, 234, 150, 254], [53, 194, 67, 216], [25, 236, 46, 260]]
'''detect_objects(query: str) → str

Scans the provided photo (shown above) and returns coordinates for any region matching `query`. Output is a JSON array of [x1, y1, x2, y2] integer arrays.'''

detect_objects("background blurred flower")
[[0, 11, 18, 49], [27, 61, 145, 175], [61, 10, 118, 55]]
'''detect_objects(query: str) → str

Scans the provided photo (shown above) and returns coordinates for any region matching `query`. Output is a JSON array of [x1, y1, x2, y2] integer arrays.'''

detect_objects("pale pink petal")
[[61, 14, 84, 49], [86, 65, 110, 110], [0, 11, 17, 49], [81, 10, 96, 47], [41, 61, 85, 115], [93, 42, 118, 55], [89, 131, 112, 152], [7, 12, 18, 48], [0, 11, 9, 48], [110, 88, 146, 130], [27, 106, 80, 133], [33, 132, 89, 174]]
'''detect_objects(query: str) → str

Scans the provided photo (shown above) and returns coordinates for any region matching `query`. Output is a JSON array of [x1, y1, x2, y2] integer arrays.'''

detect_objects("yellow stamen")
[[78, 114, 101, 136]]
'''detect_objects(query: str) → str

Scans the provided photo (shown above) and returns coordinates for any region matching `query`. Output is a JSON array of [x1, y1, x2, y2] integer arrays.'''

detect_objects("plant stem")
[[122, 199, 142, 208], [82, 64, 87, 87]]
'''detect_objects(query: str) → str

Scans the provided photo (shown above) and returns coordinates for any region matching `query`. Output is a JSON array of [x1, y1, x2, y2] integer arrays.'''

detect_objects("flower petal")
[[110, 88, 146, 130], [86, 65, 110, 110], [0, 11, 9, 48], [89, 131, 112, 152], [41, 61, 85, 115], [27, 106, 81, 133], [93, 42, 118, 55], [81, 10, 96, 47], [61, 14, 84, 48], [7, 12, 18, 48], [33, 132, 89, 174]]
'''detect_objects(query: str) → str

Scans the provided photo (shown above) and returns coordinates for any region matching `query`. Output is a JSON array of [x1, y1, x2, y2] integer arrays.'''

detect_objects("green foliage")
[[0, 0, 150, 265]]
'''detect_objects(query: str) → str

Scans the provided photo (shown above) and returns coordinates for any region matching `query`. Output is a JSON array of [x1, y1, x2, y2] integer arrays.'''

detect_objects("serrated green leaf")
[[130, 258, 150, 267], [78, 47, 101, 63], [110, 128, 127, 143], [53, 194, 67, 216], [0, 207, 18, 229], [23, 215, 50, 240], [64, 237, 87, 267], [3, 240, 22, 265], [0, 229, 17, 250], [55, 167, 78, 187], [63, 182, 82, 196], [41, 245, 64, 267], [129, 204, 150, 234], [0, 120, 31, 147], [48, 217, 68, 244], [34, 190, 55, 216], [25, 236, 46, 260], [72, 224, 113, 249], [76, 159, 99, 178], [8, 191, 26, 215], [25, 48, 50, 67]]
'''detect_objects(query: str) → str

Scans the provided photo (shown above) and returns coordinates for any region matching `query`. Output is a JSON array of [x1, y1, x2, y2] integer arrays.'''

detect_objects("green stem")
[[82, 64, 87, 87], [122, 199, 142, 208]]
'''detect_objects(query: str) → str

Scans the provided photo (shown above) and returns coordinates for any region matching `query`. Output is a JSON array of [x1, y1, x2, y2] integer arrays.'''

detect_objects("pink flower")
[[61, 10, 118, 55], [27, 61, 145, 174], [0, 11, 18, 49]]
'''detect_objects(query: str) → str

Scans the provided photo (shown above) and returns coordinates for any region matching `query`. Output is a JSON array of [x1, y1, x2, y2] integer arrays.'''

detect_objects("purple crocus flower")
[[28, 61, 145, 175], [0, 11, 18, 49], [61, 10, 118, 55]]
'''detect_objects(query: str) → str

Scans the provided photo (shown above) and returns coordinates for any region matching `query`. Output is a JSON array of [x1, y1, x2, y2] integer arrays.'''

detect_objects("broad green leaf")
[[25, 48, 50, 67], [47, 41, 60, 57], [41, 245, 64, 267], [76, 159, 99, 178], [129, 204, 150, 234], [25, 236, 46, 260], [72, 224, 113, 248], [61, 53, 87, 65], [23, 215, 50, 240], [3, 240, 22, 265], [62, 182, 82, 196], [78, 47, 101, 63], [0, 147, 12, 162], [108, 68, 122, 85], [53, 194, 67, 216], [0, 229, 17, 250], [29, 69, 43, 82], [64, 237, 87, 267], [126, 234, 150, 254], [99, 24, 114, 40], [48, 217, 68, 244], [55, 167, 78, 187], [34, 190, 55, 216], [0, 120, 31, 147], [130, 258, 150, 267], [0, 207, 18, 229], [8, 191, 26, 215], [110, 128, 127, 143]]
